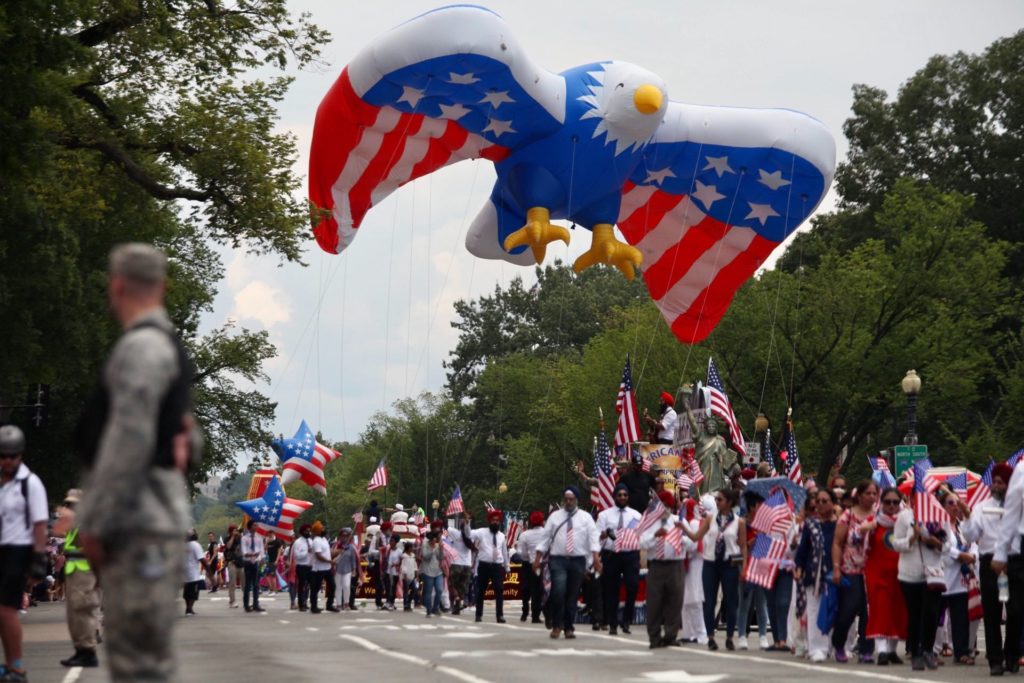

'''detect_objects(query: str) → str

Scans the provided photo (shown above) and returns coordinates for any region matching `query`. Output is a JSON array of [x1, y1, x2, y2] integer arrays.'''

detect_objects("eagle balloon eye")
[[615, 83, 625, 89]]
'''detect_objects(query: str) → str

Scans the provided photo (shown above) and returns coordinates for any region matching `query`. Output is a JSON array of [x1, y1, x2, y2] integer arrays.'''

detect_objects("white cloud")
[[230, 280, 292, 329]]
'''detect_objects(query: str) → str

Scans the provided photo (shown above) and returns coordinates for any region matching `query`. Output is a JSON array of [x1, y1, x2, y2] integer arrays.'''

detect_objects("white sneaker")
[[759, 635, 770, 650], [794, 644, 808, 658], [737, 636, 749, 650], [810, 652, 826, 663]]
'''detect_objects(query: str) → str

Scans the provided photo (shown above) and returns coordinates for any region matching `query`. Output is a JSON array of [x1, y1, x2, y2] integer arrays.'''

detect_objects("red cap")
[[660, 391, 675, 407], [740, 468, 756, 480]]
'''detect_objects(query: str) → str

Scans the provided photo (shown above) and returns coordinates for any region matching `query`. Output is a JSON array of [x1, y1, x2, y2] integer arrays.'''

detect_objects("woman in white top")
[[938, 489, 978, 665], [680, 496, 711, 643], [183, 529, 206, 616], [700, 488, 743, 651]]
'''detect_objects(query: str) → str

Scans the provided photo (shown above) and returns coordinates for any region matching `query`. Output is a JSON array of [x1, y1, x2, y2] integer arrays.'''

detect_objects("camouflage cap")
[[109, 243, 167, 282]]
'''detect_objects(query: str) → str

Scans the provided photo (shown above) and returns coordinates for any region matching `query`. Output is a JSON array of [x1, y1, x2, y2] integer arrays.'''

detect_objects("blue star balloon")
[[271, 420, 341, 494], [309, 5, 835, 344], [235, 475, 313, 540]]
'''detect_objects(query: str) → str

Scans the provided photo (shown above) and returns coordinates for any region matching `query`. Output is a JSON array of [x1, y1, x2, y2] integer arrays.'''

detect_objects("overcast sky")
[[203, 1, 1024, 459]]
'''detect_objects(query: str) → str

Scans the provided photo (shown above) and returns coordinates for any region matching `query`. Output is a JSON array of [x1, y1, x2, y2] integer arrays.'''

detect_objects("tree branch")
[[73, 3, 146, 47], [62, 137, 210, 202]]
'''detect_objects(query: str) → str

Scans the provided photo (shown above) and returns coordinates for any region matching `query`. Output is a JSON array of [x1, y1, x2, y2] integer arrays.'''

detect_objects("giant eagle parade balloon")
[[309, 5, 835, 343]]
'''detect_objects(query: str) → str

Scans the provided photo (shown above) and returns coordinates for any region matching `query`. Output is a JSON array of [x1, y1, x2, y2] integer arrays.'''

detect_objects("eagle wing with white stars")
[[617, 101, 835, 343], [309, 5, 566, 254]]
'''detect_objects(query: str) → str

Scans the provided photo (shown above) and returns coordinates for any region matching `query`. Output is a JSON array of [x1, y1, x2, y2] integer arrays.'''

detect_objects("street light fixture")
[[901, 369, 922, 445], [754, 413, 769, 434], [431, 499, 440, 520]]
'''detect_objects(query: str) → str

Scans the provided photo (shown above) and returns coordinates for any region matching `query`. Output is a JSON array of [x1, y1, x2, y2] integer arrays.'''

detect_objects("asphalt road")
[[20, 593, 1002, 683]]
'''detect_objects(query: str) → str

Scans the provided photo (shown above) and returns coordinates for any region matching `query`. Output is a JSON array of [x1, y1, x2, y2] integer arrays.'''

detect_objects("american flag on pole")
[[636, 495, 668, 538], [446, 485, 464, 516], [506, 515, 521, 549], [1009, 448, 1024, 469], [272, 420, 342, 495], [912, 459, 948, 525], [946, 472, 968, 501], [592, 430, 617, 512], [780, 424, 801, 484], [367, 459, 388, 491], [968, 461, 994, 511], [653, 526, 684, 559], [762, 428, 776, 473], [706, 358, 746, 457], [868, 454, 896, 488], [743, 533, 786, 589], [676, 473, 695, 495], [685, 455, 705, 487], [750, 489, 792, 536], [614, 357, 643, 447], [234, 476, 313, 541]]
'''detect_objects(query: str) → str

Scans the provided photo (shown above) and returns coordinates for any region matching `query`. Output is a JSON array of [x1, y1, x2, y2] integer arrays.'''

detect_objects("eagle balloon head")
[[578, 61, 667, 156]]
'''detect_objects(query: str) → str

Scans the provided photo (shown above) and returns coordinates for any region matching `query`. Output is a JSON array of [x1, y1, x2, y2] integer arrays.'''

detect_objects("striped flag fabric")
[[780, 424, 802, 484], [968, 461, 994, 511], [234, 476, 313, 541], [676, 473, 695, 495], [614, 527, 640, 552], [762, 428, 776, 473], [743, 533, 786, 589], [686, 455, 705, 487], [440, 535, 460, 567], [750, 489, 792, 536], [636, 495, 668, 538], [506, 515, 521, 549], [1009, 449, 1024, 469], [446, 485, 465, 516], [653, 525, 684, 559], [272, 420, 342, 495], [946, 472, 968, 500], [912, 459, 948, 525], [367, 460, 389, 491], [592, 430, 617, 512], [615, 357, 643, 447], [868, 454, 896, 488], [706, 358, 746, 457]]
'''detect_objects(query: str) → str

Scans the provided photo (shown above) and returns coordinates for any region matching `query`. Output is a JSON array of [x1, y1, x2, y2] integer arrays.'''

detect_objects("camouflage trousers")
[[102, 536, 182, 682], [65, 569, 102, 649]]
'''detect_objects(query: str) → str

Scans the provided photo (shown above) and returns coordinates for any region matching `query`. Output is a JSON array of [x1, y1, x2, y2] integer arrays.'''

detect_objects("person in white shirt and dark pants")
[[534, 486, 601, 639], [472, 509, 510, 623], [516, 511, 548, 623], [641, 489, 695, 649], [241, 520, 265, 613], [993, 462, 1024, 673], [597, 484, 642, 635]]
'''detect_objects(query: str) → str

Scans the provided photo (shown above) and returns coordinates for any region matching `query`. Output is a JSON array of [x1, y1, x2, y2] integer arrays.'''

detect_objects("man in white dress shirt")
[[308, 521, 333, 614], [597, 483, 642, 635], [516, 511, 548, 623], [641, 489, 694, 649], [240, 520, 265, 613], [471, 509, 510, 623], [534, 486, 601, 639]]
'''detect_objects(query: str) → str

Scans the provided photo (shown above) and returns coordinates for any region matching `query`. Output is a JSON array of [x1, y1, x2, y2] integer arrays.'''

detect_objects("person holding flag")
[[963, 461, 1011, 675], [640, 490, 694, 649], [830, 480, 878, 663], [863, 486, 908, 666], [700, 488, 742, 651], [794, 488, 838, 663], [597, 483, 642, 636]]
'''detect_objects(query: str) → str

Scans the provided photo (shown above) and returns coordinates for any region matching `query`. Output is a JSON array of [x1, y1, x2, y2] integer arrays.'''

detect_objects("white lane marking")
[[441, 648, 649, 658], [339, 624, 401, 631], [441, 632, 498, 639], [354, 618, 394, 623], [341, 634, 494, 683], [305, 627, 319, 632], [62, 668, 83, 683], [278, 620, 290, 624], [628, 672, 726, 682]]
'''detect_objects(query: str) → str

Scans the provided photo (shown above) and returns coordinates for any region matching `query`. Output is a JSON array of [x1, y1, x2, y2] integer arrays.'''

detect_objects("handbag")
[[924, 563, 946, 592], [967, 574, 984, 621]]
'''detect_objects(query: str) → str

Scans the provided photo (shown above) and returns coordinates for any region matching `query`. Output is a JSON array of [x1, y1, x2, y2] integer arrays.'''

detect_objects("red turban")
[[658, 490, 676, 509], [380, 521, 393, 531], [529, 511, 545, 527], [487, 509, 503, 522], [430, 519, 444, 529], [660, 391, 675, 407], [740, 468, 756, 481], [994, 462, 1014, 484]]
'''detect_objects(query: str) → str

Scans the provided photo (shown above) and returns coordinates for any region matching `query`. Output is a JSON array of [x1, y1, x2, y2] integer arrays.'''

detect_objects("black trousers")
[[942, 593, 970, 659], [602, 550, 639, 628], [979, 554, 1004, 666], [521, 564, 544, 620], [369, 561, 384, 607], [475, 561, 505, 620], [309, 570, 329, 611], [243, 562, 260, 609], [833, 573, 872, 653], [1005, 553, 1024, 667], [900, 580, 943, 657], [295, 564, 311, 609]]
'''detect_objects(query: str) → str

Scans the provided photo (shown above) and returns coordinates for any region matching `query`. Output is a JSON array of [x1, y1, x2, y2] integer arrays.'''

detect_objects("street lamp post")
[[901, 369, 922, 445], [431, 499, 440, 521]]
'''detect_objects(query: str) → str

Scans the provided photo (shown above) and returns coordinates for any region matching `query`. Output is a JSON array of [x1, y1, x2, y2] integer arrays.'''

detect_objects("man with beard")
[[597, 484, 642, 635], [644, 391, 678, 445], [618, 453, 659, 514], [641, 490, 694, 649], [471, 509, 509, 623], [534, 486, 601, 640], [290, 524, 314, 611], [964, 462, 1011, 675]]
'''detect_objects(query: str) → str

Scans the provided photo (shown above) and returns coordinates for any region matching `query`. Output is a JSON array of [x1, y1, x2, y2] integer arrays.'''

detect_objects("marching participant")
[[597, 484, 642, 635], [640, 490, 694, 649], [516, 511, 548, 623], [472, 509, 510, 624]]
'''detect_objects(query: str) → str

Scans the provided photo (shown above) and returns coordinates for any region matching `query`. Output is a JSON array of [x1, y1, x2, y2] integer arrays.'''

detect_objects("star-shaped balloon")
[[235, 475, 312, 540], [271, 420, 341, 494]]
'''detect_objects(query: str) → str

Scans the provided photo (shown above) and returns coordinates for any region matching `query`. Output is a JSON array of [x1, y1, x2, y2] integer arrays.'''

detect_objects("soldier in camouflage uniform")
[[78, 244, 202, 683]]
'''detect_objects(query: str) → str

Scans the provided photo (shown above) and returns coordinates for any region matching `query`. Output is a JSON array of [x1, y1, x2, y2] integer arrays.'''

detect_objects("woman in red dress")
[[864, 486, 909, 665]]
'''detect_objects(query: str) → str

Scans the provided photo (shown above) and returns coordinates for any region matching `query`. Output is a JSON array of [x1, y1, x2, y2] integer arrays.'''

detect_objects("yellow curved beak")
[[634, 84, 663, 115]]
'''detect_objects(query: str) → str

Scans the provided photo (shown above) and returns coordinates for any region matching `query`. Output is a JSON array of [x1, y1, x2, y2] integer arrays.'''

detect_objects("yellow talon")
[[502, 207, 571, 264], [572, 224, 643, 281]]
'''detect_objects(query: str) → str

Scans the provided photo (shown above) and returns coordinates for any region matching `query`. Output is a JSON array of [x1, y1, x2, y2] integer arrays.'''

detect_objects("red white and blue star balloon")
[[271, 420, 341, 494], [235, 475, 312, 540], [309, 5, 836, 343]]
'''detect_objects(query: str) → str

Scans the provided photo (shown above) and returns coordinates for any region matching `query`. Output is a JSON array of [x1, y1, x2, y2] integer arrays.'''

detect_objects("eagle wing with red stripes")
[[309, 5, 565, 254], [619, 103, 835, 343]]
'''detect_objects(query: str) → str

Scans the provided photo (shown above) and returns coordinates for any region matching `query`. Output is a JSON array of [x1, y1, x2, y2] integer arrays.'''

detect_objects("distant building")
[[197, 475, 222, 499]]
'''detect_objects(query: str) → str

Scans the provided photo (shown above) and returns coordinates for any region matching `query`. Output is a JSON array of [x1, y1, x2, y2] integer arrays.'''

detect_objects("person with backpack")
[[0, 425, 49, 683]]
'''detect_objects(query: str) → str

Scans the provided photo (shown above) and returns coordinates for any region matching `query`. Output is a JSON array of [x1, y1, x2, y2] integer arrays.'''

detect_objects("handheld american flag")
[[636, 495, 668, 538], [676, 473, 695, 495], [615, 357, 642, 447], [272, 420, 342, 495], [707, 358, 745, 457], [968, 461, 994, 511], [235, 476, 313, 541], [946, 472, 968, 501], [750, 489, 792, 536], [868, 454, 896, 489], [1009, 448, 1024, 469], [446, 485, 465, 516], [780, 423, 801, 484], [912, 459, 948, 525], [744, 533, 785, 589], [367, 460, 389, 491], [592, 430, 617, 512], [614, 527, 640, 552]]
